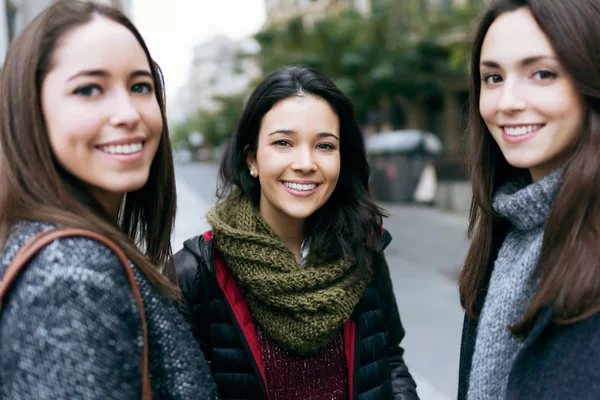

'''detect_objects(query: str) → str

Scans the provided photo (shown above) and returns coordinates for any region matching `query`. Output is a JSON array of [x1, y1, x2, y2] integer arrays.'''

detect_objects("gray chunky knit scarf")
[[467, 167, 563, 400]]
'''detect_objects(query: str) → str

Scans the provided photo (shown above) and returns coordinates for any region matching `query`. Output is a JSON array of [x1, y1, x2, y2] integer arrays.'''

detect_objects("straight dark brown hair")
[[0, 0, 179, 297], [459, 0, 600, 335]]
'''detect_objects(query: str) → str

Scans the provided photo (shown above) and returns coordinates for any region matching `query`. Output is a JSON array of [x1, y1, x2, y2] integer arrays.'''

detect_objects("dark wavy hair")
[[218, 65, 386, 274], [459, 0, 600, 335], [0, 0, 179, 297]]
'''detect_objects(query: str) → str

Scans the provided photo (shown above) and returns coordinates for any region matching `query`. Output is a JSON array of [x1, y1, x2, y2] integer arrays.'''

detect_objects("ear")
[[244, 144, 257, 173]]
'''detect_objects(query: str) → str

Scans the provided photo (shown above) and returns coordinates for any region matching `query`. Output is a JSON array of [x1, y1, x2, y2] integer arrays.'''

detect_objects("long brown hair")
[[0, 0, 179, 297], [459, 0, 600, 335]]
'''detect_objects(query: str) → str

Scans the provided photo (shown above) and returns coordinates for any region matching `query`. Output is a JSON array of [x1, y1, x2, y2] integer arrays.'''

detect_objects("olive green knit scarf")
[[206, 194, 369, 356]]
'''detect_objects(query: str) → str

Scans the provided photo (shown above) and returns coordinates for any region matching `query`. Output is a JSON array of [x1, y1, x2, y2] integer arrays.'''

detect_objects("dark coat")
[[458, 229, 600, 399], [175, 229, 420, 400]]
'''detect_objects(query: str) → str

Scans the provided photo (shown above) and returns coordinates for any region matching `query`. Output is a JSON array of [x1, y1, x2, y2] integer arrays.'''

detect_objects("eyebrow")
[[268, 129, 339, 141], [480, 55, 557, 68], [67, 69, 153, 82]]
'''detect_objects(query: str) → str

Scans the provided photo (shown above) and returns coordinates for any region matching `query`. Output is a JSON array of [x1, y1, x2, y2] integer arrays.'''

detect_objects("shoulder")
[[0, 223, 145, 398], [369, 228, 393, 290], [381, 227, 392, 251], [2, 221, 141, 320], [174, 232, 214, 304], [509, 309, 600, 397]]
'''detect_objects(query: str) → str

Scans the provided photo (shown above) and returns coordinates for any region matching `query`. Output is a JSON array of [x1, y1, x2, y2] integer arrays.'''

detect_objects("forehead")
[[481, 8, 555, 63], [50, 16, 149, 74], [261, 96, 339, 131]]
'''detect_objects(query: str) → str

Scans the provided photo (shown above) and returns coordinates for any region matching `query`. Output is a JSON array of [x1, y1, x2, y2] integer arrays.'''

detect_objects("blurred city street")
[[172, 162, 469, 400]]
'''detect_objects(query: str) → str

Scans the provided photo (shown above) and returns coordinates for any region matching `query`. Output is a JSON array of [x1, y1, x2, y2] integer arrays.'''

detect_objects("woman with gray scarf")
[[457, 0, 600, 399]]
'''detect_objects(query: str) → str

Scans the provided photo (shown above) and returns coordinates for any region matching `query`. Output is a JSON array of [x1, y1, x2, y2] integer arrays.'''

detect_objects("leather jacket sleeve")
[[378, 230, 420, 400]]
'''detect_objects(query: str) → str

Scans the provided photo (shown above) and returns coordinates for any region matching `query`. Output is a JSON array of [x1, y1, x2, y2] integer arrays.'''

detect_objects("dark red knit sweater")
[[256, 323, 349, 400]]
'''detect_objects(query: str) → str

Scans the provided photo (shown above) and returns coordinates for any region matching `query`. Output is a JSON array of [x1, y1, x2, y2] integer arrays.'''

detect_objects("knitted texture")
[[256, 322, 348, 400], [0, 221, 217, 400], [467, 168, 563, 400], [206, 194, 368, 355]]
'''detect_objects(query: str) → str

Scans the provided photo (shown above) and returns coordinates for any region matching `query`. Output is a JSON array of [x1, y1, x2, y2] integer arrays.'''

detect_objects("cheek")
[[322, 155, 341, 183], [42, 88, 102, 150], [479, 92, 496, 123], [143, 100, 164, 135], [45, 114, 100, 153], [256, 146, 284, 177], [536, 97, 578, 122]]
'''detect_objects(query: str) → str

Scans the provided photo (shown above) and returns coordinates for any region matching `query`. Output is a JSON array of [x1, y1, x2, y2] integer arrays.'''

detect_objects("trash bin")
[[365, 130, 443, 202]]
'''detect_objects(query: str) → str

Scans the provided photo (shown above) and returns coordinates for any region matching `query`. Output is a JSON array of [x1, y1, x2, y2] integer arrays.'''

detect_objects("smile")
[[282, 181, 319, 191], [98, 142, 144, 155], [502, 124, 544, 137]]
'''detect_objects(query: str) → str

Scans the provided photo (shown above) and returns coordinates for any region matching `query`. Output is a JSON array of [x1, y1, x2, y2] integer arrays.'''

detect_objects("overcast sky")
[[132, 0, 266, 100]]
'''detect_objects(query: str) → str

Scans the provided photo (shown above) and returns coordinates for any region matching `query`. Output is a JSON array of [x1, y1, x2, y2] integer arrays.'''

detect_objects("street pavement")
[[172, 162, 469, 400]]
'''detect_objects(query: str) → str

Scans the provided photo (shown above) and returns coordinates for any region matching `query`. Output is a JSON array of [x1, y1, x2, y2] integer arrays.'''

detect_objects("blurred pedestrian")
[[175, 65, 419, 400], [458, 0, 600, 399], [0, 1, 216, 398]]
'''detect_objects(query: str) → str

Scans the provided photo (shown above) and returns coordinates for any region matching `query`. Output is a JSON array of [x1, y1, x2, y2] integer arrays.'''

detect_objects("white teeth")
[[100, 142, 143, 155], [503, 124, 542, 136], [283, 182, 318, 191]]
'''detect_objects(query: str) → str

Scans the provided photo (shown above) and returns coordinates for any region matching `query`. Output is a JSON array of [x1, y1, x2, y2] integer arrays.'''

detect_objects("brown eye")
[[482, 74, 502, 85], [273, 140, 291, 147], [533, 70, 557, 81]]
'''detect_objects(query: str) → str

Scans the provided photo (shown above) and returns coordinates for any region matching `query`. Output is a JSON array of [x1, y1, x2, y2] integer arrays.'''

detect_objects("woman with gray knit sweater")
[[0, 1, 216, 399], [457, 0, 600, 399]]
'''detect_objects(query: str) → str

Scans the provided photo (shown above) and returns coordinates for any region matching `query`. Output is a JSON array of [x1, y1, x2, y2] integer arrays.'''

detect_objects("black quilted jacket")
[[175, 229, 419, 400]]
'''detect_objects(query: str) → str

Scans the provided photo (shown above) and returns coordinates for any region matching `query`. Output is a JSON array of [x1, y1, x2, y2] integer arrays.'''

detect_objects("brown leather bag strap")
[[0, 228, 152, 400]]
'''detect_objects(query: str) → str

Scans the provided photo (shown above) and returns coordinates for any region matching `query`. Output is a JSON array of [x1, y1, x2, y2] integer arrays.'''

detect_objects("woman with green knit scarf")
[[175, 65, 419, 400]]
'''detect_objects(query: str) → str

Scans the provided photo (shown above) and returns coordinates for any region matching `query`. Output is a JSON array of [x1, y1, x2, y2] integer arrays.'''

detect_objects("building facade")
[[1, 0, 132, 67], [265, 0, 371, 26], [171, 34, 262, 124]]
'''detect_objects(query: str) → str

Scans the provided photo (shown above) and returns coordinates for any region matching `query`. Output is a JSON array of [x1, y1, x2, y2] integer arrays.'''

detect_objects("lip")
[[280, 181, 321, 198], [501, 123, 545, 128], [500, 124, 545, 144], [96, 136, 146, 147], [96, 147, 144, 163], [282, 180, 321, 184], [96, 138, 146, 164]]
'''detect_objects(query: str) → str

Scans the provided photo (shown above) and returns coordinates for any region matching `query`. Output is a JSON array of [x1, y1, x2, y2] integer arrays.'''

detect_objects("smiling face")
[[247, 95, 341, 231], [479, 7, 585, 181], [41, 16, 162, 214]]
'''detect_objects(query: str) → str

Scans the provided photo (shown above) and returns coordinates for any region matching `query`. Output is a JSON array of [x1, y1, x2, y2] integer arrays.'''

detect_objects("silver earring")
[[250, 170, 256, 177]]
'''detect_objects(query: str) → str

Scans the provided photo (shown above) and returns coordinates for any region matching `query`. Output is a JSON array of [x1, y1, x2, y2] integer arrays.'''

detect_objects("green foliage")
[[172, 93, 248, 149], [253, 0, 481, 127]]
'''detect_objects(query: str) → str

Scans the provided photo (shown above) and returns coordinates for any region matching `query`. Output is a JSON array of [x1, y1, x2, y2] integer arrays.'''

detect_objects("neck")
[[260, 204, 304, 262], [91, 189, 123, 219]]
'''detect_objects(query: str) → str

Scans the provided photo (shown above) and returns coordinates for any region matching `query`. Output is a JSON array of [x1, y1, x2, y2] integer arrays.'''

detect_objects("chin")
[[106, 180, 149, 194], [281, 207, 318, 221], [501, 153, 541, 171]]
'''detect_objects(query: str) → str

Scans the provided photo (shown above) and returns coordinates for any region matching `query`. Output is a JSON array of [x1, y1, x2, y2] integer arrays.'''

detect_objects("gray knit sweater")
[[467, 168, 562, 400], [0, 221, 217, 400]]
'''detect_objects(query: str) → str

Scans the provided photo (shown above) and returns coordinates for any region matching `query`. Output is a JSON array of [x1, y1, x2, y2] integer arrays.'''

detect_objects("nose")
[[290, 145, 317, 173], [109, 89, 141, 128], [497, 80, 526, 114]]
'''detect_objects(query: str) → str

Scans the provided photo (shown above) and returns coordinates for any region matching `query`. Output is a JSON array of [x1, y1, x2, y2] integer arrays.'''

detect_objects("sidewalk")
[[379, 202, 469, 399], [171, 173, 211, 253]]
